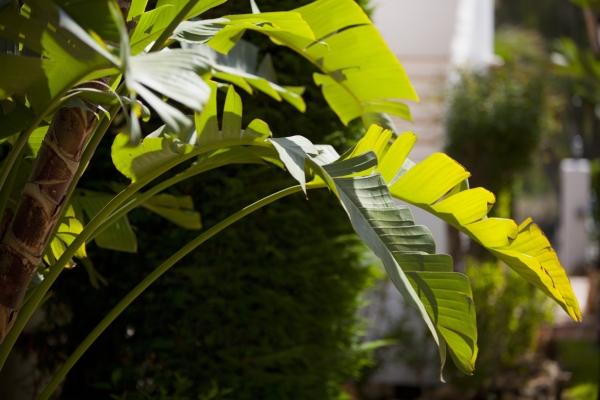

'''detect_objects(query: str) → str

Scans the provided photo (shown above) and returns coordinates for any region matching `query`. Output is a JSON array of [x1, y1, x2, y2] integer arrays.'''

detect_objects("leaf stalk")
[[37, 181, 325, 399], [0, 139, 275, 369]]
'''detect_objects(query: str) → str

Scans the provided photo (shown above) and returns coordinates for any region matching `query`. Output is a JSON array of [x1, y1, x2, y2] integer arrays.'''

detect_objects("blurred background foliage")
[[495, 0, 588, 45], [374, 258, 554, 399], [444, 27, 553, 263], [494, 0, 600, 397], [450, 260, 554, 393], [496, 0, 600, 164], [22, 1, 384, 399]]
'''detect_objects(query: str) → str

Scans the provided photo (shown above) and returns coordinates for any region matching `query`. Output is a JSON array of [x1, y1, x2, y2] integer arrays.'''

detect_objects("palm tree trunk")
[[0, 0, 132, 344]]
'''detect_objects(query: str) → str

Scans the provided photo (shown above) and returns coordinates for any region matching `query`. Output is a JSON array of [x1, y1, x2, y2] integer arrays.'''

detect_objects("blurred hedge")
[[29, 1, 381, 399]]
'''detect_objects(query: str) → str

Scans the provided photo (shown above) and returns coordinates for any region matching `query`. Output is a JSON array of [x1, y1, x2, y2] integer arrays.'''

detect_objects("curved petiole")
[[37, 181, 326, 399], [0, 139, 273, 369]]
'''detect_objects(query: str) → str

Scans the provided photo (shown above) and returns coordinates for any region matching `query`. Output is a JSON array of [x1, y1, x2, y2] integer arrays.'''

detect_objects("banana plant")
[[0, 0, 581, 397]]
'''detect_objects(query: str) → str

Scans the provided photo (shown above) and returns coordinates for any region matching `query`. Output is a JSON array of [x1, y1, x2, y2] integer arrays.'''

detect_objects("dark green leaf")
[[141, 193, 202, 230], [71, 190, 138, 253], [0, 98, 36, 139]]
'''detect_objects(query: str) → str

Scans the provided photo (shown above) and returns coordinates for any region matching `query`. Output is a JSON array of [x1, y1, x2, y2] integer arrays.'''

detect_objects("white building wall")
[[559, 159, 592, 272], [451, 0, 495, 68]]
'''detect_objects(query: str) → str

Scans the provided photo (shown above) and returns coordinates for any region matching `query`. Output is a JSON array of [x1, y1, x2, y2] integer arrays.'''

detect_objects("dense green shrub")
[[27, 1, 380, 399]]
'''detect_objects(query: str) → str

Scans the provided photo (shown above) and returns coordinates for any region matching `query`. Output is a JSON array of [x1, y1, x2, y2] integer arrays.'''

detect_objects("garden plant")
[[0, 0, 583, 397]]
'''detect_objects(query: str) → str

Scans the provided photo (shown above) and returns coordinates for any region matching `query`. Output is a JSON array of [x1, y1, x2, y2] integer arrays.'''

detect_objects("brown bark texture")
[[0, 0, 132, 344]]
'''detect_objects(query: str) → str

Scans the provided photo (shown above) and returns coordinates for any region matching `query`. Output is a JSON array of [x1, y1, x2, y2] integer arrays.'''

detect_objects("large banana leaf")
[[112, 83, 279, 182], [183, 40, 306, 112], [260, 123, 582, 373], [173, 11, 315, 53], [351, 126, 582, 322], [202, 0, 418, 126], [267, 139, 477, 376]]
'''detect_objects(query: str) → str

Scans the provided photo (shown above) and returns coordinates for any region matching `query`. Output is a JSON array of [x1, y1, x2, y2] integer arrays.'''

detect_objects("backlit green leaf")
[[141, 193, 202, 230], [112, 86, 275, 183], [352, 125, 582, 322], [70, 190, 138, 253], [184, 40, 306, 112], [222, 85, 242, 140], [111, 133, 196, 182], [128, 0, 149, 21], [202, 0, 416, 127]]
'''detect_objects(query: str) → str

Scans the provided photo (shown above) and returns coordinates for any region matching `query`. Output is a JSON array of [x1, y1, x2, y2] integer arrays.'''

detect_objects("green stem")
[[37, 183, 324, 400], [149, 0, 201, 53], [0, 140, 272, 369], [0, 175, 170, 369], [21, 284, 39, 308]]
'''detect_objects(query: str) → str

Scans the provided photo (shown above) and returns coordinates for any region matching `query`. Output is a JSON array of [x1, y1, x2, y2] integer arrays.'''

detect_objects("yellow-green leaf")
[[376, 131, 417, 184], [202, 0, 417, 126], [391, 153, 470, 205], [348, 127, 581, 322]]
